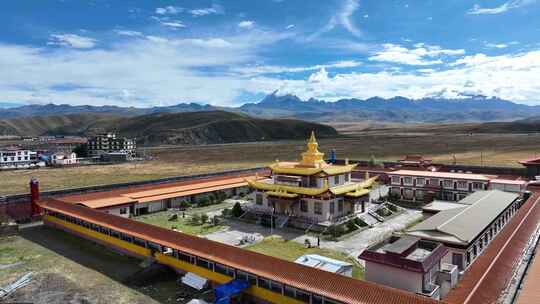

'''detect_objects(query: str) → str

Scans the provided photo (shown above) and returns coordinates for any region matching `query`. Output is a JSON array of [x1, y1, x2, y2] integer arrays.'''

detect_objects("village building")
[[86, 132, 136, 157], [388, 170, 490, 202], [50, 152, 78, 166], [54, 175, 258, 217], [406, 190, 521, 272], [360, 235, 457, 300], [0, 147, 38, 168], [246, 132, 376, 228]]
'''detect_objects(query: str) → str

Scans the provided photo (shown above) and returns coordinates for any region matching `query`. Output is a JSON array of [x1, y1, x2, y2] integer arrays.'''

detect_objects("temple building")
[[246, 132, 376, 228]]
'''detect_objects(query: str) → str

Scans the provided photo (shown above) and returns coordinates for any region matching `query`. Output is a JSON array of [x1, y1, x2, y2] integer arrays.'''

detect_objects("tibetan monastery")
[[247, 132, 376, 226]]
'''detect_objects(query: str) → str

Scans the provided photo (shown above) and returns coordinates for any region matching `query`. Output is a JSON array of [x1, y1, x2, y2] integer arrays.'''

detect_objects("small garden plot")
[[245, 236, 364, 280], [134, 211, 226, 236]]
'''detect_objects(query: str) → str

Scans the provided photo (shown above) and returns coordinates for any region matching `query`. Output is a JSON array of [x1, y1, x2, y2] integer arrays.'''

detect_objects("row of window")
[[391, 176, 485, 190], [1, 156, 30, 162], [464, 201, 519, 267], [45, 210, 343, 304]]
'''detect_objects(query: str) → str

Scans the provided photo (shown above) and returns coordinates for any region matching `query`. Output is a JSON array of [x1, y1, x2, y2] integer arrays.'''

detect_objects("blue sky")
[[1, 0, 540, 107]]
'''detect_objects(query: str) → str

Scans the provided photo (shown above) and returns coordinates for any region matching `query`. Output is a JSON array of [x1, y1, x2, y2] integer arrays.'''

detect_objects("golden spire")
[[299, 131, 326, 167]]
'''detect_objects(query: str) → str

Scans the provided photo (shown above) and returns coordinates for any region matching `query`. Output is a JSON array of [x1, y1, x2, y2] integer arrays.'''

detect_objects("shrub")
[[200, 213, 209, 224], [190, 213, 202, 225], [346, 220, 358, 232], [354, 217, 368, 227], [211, 216, 220, 226], [231, 202, 243, 218], [222, 208, 231, 217]]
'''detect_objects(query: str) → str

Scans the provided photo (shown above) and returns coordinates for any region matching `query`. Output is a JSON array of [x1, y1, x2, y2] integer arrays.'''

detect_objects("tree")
[[231, 202, 243, 218], [368, 154, 377, 167], [73, 144, 88, 158], [200, 213, 209, 224]]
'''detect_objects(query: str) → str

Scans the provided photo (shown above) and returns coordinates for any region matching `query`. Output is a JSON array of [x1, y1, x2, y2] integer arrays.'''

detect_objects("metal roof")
[[408, 190, 519, 245], [388, 170, 491, 181]]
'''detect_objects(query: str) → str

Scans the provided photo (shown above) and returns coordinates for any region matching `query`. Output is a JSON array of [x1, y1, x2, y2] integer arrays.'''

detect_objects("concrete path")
[[291, 209, 423, 265]]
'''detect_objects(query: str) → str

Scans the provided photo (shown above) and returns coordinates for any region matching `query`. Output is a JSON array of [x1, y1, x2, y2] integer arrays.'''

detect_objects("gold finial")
[[308, 130, 317, 143]]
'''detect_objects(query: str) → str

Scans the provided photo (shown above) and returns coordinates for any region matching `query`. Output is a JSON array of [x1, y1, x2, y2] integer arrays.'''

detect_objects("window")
[[215, 263, 235, 277], [338, 200, 344, 213], [300, 200, 308, 213], [333, 175, 339, 185], [314, 202, 322, 215], [457, 180, 468, 189], [329, 202, 335, 214], [391, 176, 400, 185], [443, 180, 453, 188], [345, 174, 350, 182], [196, 258, 213, 270], [255, 193, 263, 205], [416, 178, 425, 186], [295, 290, 311, 302], [120, 208, 127, 214], [473, 182, 484, 190], [403, 177, 413, 185], [270, 281, 283, 293], [258, 278, 270, 290], [284, 286, 296, 298]]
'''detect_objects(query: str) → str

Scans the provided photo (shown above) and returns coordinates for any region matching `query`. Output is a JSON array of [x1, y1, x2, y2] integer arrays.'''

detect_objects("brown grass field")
[[2, 123, 540, 196]]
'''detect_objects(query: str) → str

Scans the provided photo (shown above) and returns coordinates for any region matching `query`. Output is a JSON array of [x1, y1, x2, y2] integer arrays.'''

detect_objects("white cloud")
[[48, 34, 97, 49], [0, 31, 290, 107], [160, 21, 186, 29], [155, 6, 183, 15], [114, 30, 143, 37], [245, 50, 540, 104], [286, 24, 295, 29], [189, 4, 224, 16], [238, 20, 255, 29], [485, 43, 509, 49], [308, 0, 362, 40], [369, 43, 464, 65], [467, 0, 536, 15], [233, 60, 362, 76]]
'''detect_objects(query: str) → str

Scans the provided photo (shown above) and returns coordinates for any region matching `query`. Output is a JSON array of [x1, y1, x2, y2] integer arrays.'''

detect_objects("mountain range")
[[1, 93, 540, 123], [0, 111, 337, 145]]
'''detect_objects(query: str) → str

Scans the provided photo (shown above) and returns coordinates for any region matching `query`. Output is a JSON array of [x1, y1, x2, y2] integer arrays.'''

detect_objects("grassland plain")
[[3, 125, 540, 195], [0, 226, 172, 304], [245, 236, 364, 280]]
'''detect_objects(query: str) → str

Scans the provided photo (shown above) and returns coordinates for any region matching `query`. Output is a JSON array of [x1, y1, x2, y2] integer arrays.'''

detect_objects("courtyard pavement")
[[203, 206, 422, 264]]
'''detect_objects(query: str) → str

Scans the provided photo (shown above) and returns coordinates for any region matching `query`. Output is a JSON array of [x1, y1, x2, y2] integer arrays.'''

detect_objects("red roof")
[[57, 173, 267, 209], [518, 156, 540, 165], [39, 198, 442, 304]]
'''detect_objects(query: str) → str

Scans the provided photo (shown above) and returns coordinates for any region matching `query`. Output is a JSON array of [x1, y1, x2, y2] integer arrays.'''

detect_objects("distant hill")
[[239, 93, 540, 123], [0, 111, 337, 145], [0, 102, 217, 119], [113, 111, 337, 145], [0, 113, 122, 137], [2, 92, 540, 123]]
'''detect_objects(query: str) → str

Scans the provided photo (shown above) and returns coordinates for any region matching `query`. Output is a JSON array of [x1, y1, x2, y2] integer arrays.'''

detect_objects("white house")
[[51, 152, 78, 166]]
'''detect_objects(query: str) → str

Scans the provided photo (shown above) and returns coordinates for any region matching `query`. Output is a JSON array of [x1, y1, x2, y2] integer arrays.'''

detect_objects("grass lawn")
[[0, 227, 166, 304], [245, 236, 364, 280], [134, 210, 227, 235]]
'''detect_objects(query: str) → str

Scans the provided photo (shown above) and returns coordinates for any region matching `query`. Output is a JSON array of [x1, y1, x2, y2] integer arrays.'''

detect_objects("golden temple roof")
[[268, 131, 356, 176], [246, 176, 378, 198]]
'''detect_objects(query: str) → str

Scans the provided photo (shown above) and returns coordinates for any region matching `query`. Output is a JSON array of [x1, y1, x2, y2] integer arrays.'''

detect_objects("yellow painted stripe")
[[45, 215, 305, 304]]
